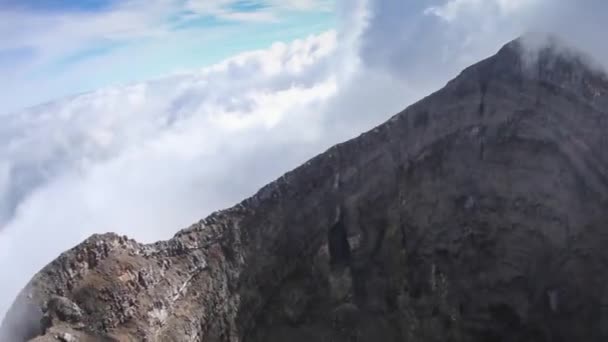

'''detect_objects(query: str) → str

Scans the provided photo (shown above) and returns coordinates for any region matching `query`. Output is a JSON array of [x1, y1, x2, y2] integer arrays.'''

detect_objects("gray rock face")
[[4, 36, 608, 341]]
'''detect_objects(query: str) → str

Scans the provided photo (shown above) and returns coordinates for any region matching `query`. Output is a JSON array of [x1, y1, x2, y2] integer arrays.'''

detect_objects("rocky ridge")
[[3, 36, 608, 341]]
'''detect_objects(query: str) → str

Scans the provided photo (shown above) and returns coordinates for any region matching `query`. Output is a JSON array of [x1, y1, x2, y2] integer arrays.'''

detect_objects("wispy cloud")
[[0, 0, 332, 63], [0, 0, 334, 113]]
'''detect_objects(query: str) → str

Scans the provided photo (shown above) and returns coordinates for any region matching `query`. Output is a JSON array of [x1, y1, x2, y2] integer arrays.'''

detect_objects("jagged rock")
[[56, 332, 76, 342], [44, 296, 83, 324], [4, 35, 608, 341]]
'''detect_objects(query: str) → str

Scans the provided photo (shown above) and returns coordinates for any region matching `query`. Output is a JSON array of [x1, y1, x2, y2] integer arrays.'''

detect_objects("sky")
[[2, 0, 608, 322], [0, 0, 335, 114]]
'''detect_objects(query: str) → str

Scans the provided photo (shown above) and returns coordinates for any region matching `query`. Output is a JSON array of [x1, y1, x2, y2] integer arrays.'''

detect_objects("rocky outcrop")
[[4, 36, 608, 341]]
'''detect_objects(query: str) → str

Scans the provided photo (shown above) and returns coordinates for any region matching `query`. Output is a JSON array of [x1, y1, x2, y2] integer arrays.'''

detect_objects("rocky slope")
[[3, 36, 608, 341]]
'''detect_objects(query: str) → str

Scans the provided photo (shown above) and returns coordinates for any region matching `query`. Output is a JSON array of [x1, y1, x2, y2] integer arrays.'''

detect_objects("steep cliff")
[[3, 36, 608, 342]]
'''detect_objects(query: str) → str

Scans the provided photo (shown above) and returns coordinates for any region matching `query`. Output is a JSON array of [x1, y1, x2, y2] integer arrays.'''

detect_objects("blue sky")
[[0, 0, 335, 114], [2, 0, 114, 12]]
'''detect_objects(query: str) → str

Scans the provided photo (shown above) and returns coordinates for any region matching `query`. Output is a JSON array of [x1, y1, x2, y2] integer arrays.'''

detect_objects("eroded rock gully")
[[4, 36, 608, 341]]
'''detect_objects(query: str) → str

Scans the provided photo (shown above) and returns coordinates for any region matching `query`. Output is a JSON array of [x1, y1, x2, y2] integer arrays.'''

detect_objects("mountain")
[[3, 35, 608, 342]]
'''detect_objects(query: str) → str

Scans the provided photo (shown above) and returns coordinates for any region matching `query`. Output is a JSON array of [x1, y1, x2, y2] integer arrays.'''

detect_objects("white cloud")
[[0, 0, 329, 56], [0, 2, 169, 62], [0, 0, 332, 62], [0, 0, 334, 114], [184, 0, 276, 22], [424, 0, 534, 22], [360, 0, 608, 88], [184, 0, 332, 16]]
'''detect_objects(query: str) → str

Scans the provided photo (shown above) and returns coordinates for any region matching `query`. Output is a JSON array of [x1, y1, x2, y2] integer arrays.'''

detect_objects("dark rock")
[[44, 296, 83, 324]]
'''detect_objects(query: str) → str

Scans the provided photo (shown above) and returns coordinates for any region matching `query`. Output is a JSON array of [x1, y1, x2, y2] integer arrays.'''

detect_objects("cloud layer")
[[2, 0, 608, 321]]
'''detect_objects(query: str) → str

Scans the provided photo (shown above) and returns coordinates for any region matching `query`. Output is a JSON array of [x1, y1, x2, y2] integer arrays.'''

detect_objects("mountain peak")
[[444, 33, 608, 112], [501, 32, 607, 80]]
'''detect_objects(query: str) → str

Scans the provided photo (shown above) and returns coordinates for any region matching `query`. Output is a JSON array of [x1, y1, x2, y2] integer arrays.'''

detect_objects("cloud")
[[0, 0, 334, 114], [424, 0, 532, 22], [0, 0, 331, 57], [359, 0, 608, 88]]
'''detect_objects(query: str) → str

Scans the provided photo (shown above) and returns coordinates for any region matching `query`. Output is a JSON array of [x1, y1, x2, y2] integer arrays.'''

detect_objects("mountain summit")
[[3, 35, 608, 342]]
